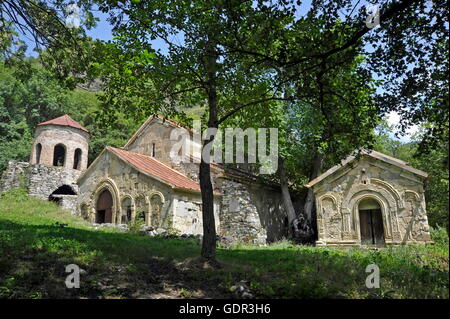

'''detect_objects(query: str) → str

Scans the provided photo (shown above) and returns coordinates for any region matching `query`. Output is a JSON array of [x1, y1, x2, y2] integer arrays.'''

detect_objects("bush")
[[127, 219, 145, 236], [430, 225, 449, 246]]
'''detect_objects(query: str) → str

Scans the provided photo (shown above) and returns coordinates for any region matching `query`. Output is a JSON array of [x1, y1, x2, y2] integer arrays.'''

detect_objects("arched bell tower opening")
[[73, 148, 82, 170], [358, 198, 385, 245], [53, 144, 66, 167], [35, 143, 42, 164]]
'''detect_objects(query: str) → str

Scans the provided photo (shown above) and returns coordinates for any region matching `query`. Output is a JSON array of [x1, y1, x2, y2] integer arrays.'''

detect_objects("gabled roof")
[[37, 114, 91, 135], [109, 146, 203, 193], [305, 149, 428, 188], [78, 146, 218, 195], [124, 114, 194, 149]]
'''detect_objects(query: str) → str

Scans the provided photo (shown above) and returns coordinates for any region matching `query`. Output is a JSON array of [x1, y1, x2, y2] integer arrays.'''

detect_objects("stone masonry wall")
[[218, 177, 287, 245], [0, 161, 81, 201], [52, 194, 79, 214]]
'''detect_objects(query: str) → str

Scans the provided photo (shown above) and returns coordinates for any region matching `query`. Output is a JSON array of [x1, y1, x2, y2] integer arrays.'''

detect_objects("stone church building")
[[306, 150, 432, 245], [0, 114, 432, 246]]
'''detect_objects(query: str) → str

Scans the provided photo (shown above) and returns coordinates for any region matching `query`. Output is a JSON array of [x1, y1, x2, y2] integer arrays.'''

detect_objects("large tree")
[[94, 0, 298, 263]]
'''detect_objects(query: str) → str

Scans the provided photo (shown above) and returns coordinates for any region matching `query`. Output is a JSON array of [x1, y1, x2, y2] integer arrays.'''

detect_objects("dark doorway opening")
[[121, 198, 132, 224], [96, 210, 106, 224], [359, 209, 385, 245], [96, 189, 113, 224], [49, 185, 77, 204]]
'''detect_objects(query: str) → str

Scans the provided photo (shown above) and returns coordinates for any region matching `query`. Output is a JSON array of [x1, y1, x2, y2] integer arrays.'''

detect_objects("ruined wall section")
[[218, 176, 287, 245], [0, 161, 81, 200]]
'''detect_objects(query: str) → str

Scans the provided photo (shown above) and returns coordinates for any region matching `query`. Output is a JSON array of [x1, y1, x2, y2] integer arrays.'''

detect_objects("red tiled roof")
[[37, 114, 90, 134], [107, 146, 206, 193]]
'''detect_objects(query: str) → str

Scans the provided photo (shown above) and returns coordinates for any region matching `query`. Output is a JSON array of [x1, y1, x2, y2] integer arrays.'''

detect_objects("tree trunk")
[[199, 154, 216, 261], [303, 152, 323, 223], [278, 156, 299, 236], [199, 39, 219, 263]]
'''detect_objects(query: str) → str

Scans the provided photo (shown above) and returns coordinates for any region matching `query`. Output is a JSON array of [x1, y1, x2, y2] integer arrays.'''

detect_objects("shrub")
[[430, 225, 449, 246], [127, 219, 145, 236]]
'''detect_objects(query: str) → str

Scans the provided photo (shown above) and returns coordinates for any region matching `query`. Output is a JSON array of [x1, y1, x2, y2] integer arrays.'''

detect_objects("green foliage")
[[127, 219, 145, 236], [0, 59, 141, 173], [430, 226, 449, 247]]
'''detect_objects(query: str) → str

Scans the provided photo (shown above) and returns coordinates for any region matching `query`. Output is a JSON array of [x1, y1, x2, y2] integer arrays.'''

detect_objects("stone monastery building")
[[0, 114, 432, 246]]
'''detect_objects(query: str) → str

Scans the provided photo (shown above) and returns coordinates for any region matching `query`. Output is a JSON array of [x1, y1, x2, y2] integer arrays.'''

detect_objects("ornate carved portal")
[[316, 179, 405, 245], [90, 179, 120, 224], [358, 198, 385, 245]]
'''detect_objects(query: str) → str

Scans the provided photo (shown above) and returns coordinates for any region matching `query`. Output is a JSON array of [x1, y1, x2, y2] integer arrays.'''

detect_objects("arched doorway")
[[35, 143, 42, 164], [49, 184, 77, 204], [121, 197, 133, 224], [53, 144, 66, 167], [96, 189, 113, 224], [73, 148, 82, 170], [135, 195, 147, 225], [359, 198, 385, 245]]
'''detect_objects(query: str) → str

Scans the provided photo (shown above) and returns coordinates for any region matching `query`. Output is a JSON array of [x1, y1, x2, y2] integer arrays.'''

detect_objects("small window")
[[152, 142, 156, 157], [73, 148, 82, 169], [35, 143, 42, 164], [53, 144, 66, 167]]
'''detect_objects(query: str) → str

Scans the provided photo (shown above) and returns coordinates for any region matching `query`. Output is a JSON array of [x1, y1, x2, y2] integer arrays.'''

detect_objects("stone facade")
[[306, 150, 432, 246], [1, 114, 432, 248], [75, 115, 288, 245], [76, 148, 221, 234]]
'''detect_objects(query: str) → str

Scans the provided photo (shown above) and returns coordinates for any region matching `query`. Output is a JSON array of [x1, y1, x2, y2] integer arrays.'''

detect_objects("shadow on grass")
[[0, 219, 448, 299], [0, 219, 222, 298]]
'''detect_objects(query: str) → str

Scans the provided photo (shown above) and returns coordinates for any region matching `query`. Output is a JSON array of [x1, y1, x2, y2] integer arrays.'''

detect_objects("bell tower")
[[30, 114, 91, 170]]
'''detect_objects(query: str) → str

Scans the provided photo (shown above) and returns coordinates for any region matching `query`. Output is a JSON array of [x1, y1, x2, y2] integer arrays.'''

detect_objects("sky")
[[20, 1, 416, 143]]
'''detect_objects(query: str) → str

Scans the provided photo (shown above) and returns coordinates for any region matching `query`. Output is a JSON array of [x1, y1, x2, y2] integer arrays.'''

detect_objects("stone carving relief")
[[401, 190, 430, 242], [150, 192, 165, 228], [317, 195, 339, 242]]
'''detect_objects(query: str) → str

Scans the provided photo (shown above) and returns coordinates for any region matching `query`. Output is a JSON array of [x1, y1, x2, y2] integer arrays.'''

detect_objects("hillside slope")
[[0, 189, 448, 299]]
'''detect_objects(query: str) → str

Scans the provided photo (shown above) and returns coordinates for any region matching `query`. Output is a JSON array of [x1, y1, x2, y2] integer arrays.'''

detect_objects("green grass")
[[0, 189, 448, 299]]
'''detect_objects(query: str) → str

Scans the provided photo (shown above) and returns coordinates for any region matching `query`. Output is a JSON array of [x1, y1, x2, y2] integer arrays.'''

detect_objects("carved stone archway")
[[149, 191, 165, 228], [91, 178, 120, 224], [134, 194, 150, 226], [120, 195, 135, 224], [342, 181, 401, 243]]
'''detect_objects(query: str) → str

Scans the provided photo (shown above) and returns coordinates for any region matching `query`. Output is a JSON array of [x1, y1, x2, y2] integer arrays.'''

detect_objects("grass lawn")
[[0, 189, 448, 299]]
